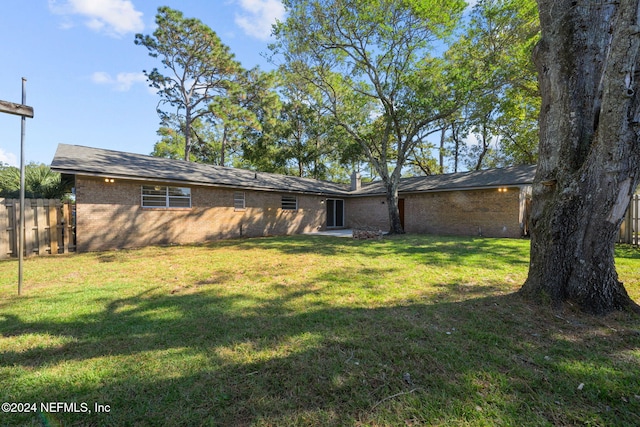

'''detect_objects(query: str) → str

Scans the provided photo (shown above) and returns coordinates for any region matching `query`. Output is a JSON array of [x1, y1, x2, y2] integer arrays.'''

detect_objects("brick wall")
[[345, 196, 389, 231], [75, 176, 326, 252], [75, 176, 528, 251], [347, 187, 526, 238]]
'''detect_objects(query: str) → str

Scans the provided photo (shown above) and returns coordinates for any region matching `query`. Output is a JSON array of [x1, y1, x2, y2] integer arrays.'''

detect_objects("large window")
[[141, 186, 191, 208], [281, 195, 298, 211]]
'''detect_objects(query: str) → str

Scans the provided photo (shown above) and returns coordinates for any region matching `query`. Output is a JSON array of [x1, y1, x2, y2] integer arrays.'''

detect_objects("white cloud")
[[91, 71, 113, 85], [49, 0, 144, 37], [464, 130, 499, 147], [0, 148, 18, 167], [91, 71, 147, 91], [235, 0, 285, 40]]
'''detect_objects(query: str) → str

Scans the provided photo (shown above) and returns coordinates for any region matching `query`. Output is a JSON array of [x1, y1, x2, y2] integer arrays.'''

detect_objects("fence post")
[[8, 199, 17, 257], [621, 201, 632, 244], [634, 195, 639, 246], [49, 200, 59, 255], [36, 199, 47, 255], [62, 202, 71, 254], [24, 199, 35, 257], [0, 199, 8, 259]]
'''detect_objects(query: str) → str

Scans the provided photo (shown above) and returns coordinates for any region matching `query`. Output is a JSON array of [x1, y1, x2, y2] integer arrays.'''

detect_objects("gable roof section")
[[51, 144, 351, 196], [354, 164, 536, 196], [51, 144, 536, 196]]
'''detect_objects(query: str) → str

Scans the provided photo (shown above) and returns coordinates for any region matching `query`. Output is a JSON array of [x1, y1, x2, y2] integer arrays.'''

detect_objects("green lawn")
[[1, 235, 639, 426]]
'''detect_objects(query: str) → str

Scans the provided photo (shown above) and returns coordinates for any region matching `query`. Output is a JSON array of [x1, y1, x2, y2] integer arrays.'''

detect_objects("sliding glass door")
[[326, 199, 344, 228]]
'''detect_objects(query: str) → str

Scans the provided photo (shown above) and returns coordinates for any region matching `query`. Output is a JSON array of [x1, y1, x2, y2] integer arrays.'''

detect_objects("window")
[[142, 186, 191, 208], [234, 192, 246, 210], [281, 195, 298, 211]]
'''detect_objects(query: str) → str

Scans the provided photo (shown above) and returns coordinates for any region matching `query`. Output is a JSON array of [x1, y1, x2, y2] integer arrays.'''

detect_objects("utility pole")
[[0, 78, 34, 295]]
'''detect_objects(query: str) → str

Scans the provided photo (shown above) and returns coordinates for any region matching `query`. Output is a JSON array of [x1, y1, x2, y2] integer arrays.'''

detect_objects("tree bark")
[[385, 179, 404, 234], [520, 0, 640, 314], [184, 108, 192, 161]]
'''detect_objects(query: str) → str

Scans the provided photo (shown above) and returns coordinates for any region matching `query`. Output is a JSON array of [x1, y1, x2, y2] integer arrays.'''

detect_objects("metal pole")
[[18, 78, 27, 295]]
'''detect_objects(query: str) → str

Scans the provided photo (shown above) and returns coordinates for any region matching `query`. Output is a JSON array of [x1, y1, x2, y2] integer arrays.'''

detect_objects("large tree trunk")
[[520, 0, 640, 314], [385, 180, 404, 234], [381, 162, 405, 234]]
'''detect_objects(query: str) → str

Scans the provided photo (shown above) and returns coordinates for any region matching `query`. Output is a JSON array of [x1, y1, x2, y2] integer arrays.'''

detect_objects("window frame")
[[141, 185, 191, 209], [281, 195, 298, 211], [234, 191, 246, 211], [326, 198, 345, 228]]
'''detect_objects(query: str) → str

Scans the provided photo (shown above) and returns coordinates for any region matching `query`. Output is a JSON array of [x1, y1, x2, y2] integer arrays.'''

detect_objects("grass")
[[0, 235, 639, 426]]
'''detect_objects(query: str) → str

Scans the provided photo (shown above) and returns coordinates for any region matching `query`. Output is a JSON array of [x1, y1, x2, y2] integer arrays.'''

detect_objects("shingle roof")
[[51, 144, 536, 196], [51, 144, 351, 195], [355, 164, 537, 196]]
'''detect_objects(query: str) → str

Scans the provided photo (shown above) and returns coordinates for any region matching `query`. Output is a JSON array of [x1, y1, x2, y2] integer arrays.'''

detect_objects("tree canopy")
[[135, 6, 243, 161], [272, 0, 466, 233], [444, 0, 540, 171], [137, 3, 543, 191], [0, 163, 67, 200]]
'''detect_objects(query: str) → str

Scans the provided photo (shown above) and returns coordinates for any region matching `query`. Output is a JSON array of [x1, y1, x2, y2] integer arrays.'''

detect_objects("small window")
[[281, 195, 298, 211], [234, 192, 246, 210], [142, 185, 191, 208]]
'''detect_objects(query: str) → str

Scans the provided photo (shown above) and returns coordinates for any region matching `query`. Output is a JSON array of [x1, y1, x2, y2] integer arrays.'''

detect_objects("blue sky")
[[0, 0, 284, 167]]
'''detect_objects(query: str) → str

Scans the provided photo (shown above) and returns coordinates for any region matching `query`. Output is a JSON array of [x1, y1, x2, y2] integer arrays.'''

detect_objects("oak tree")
[[520, 0, 640, 314], [272, 0, 465, 233]]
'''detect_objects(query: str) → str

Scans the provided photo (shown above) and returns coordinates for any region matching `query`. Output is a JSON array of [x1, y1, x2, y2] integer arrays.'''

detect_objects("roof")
[[354, 164, 537, 196], [51, 144, 351, 196], [51, 144, 536, 196]]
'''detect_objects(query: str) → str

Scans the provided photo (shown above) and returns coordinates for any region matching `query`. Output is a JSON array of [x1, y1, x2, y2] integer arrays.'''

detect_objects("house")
[[51, 144, 536, 252]]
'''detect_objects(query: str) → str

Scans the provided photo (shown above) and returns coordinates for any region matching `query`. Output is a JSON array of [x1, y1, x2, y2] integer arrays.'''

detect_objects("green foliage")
[[151, 126, 190, 160], [235, 68, 364, 182], [444, 0, 540, 170], [135, 7, 243, 160], [218, 67, 281, 168], [273, 0, 465, 232], [0, 163, 67, 199]]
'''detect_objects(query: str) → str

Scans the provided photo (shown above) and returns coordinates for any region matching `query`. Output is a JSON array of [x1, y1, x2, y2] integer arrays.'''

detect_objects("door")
[[398, 198, 405, 231], [326, 199, 345, 228]]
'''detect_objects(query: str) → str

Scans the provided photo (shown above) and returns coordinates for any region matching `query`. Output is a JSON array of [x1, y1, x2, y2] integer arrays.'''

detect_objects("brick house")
[[51, 144, 535, 252]]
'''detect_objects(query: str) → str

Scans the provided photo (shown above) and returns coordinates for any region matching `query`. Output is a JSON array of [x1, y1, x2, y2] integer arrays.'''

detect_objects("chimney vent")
[[350, 171, 361, 191]]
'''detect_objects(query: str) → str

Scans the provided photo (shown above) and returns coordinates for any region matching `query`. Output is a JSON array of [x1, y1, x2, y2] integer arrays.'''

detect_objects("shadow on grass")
[[2, 283, 639, 426], [222, 234, 531, 269]]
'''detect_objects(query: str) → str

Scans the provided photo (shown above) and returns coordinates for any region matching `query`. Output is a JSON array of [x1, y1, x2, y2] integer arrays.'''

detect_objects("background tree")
[[135, 6, 242, 161], [0, 163, 67, 199], [444, 0, 540, 170], [151, 118, 220, 163], [273, 0, 466, 233], [212, 67, 280, 168], [274, 69, 362, 180], [237, 71, 287, 173], [520, 0, 640, 314]]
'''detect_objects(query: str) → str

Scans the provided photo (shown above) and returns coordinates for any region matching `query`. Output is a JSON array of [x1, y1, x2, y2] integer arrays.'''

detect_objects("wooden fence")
[[619, 194, 640, 246], [0, 199, 75, 259]]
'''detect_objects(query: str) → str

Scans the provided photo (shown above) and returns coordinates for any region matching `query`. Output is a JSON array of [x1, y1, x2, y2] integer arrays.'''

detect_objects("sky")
[[0, 0, 285, 167]]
